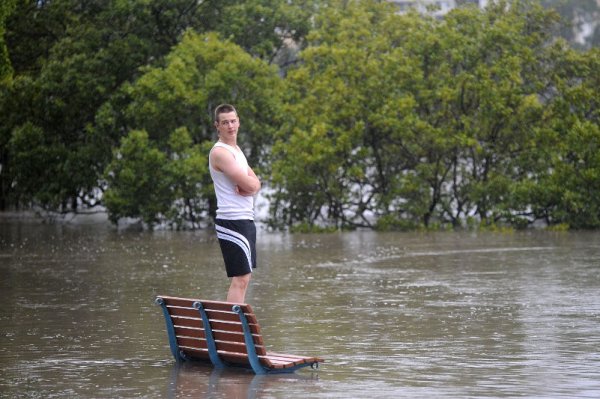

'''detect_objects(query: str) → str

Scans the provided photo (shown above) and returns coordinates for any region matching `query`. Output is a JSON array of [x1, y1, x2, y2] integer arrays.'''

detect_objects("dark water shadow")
[[167, 361, 320, 399]]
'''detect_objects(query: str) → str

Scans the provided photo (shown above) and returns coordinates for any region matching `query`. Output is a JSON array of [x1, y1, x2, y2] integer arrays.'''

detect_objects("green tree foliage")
[[0, 0, 311, 215], [430, 1, 561, 228], [103, 130, 172, 227], [271, 0, 427, 229], [7, 122, 71, 207], [539, 46, 600, 228], [270, 0, 599, 230], [212, 0, 319, 64], [104, 126, 214, 229], [2, 0, 201, 211], [2, 0, 599, 230], [0, 0, 16, 82]]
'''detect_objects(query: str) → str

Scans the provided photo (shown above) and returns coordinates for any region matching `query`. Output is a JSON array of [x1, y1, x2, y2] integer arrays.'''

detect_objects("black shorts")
[[215, 219, 257, 277]]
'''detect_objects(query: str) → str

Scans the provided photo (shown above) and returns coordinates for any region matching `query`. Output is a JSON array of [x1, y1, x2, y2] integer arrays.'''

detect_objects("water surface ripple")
[[1, 223, 599, 398]]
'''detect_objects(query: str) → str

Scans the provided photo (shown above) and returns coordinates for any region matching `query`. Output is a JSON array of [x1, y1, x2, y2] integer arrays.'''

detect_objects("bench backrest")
[[156, 295, 266, 366]]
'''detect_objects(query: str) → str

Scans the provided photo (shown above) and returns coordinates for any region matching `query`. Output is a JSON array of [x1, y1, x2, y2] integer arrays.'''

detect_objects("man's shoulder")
[[210, 145, 238, 172], [212, 145, 236, 157]]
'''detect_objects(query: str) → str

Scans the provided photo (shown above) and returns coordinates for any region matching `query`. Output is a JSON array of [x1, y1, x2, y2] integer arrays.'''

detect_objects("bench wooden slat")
[[173, 317, 264, 345], [166, 306, 200, 318], [214, 341, 258, 355], [175, 331, 266, 357], [209, 320, 261, 335], [205, 309, 255, 323], [262, 353, 323, 368], [264, 357, 300, 366], [219, 352, 253, 365], [171, 316, 204, 329], [174, 326, 264, 349], [179, 347, 254, 366], [167, 305, 258, 324], [179, 346, 210, 360], [170, 315, 261, 335], [178, 349, 305, 369], [160, 296, 254, 315], [265, 355, 306, 364], [178, 336, 208, 350], [174, 326, 205, 339], [212, 330, 264, 346], [266, 352, 324, 362]]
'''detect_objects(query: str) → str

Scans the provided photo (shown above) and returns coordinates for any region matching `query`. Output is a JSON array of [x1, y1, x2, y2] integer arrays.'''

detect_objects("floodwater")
[[1, 220, 599, 398]]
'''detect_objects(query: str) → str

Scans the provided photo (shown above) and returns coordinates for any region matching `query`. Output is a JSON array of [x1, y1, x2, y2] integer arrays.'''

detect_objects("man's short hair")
[[214, 104, 238, 123]]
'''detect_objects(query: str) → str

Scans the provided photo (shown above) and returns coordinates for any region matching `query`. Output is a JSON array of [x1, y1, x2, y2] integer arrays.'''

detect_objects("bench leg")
[[233, 305, 267, 375], [155, 297, 185, 362], [193, 301, 226, 368]]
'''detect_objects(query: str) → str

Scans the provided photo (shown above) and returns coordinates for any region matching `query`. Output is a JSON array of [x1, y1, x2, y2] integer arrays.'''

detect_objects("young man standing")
[[209, 104, 261, 304]]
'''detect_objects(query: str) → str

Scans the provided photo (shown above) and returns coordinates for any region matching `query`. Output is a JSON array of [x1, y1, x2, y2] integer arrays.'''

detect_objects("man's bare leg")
[[227, 273, 251, 303]]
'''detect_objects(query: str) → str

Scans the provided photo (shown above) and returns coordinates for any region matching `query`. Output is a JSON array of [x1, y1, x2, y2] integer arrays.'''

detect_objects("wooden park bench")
[[155, 295, 324, 374]]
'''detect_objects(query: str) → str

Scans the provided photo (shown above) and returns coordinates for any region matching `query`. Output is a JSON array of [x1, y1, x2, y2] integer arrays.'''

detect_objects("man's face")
[[215, 111, 239, 140]]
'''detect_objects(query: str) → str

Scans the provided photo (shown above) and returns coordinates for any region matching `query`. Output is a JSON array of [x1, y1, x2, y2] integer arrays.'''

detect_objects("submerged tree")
[[537, 46, 600, 228], [270, 0, 599, 230], [0, 0, 316, 215], [2, 0, 599, 230]]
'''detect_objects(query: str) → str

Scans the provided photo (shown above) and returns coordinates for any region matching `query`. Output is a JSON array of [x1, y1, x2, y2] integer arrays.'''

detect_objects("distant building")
[[388, 0, 488, 17], [455, 0, 489, 8]]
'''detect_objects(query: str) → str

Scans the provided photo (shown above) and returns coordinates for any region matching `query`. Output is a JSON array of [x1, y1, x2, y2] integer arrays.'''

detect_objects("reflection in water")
[[1, 222, 600, 398], [168, 362, 319, 399]]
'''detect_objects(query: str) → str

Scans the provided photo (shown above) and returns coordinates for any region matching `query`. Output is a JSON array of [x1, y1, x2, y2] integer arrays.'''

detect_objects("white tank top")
[[209, 142, 254, 220]]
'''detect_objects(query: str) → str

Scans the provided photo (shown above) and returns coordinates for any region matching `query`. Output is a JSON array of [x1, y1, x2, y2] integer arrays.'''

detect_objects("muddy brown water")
[[1, 221, 599, 398]]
